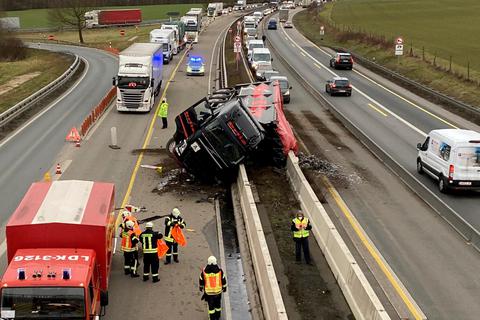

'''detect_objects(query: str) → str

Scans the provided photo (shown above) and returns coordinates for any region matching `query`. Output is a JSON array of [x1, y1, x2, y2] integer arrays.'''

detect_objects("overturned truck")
[[168, 81, 297, 181]]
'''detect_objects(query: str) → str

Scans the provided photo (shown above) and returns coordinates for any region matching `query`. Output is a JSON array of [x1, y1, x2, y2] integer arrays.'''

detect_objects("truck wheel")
[[438, 175, 449, 193], [416, 159, 424, 174], [166, 138, 176, 159]]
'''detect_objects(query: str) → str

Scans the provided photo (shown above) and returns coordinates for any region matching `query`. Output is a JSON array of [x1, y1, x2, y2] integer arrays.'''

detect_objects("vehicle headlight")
[[200, 66, 205, 72], [187, 66, 192, 72], [252, 63, 258, 70], [285, 90, 290, 95], [256, 72, 262, 77]]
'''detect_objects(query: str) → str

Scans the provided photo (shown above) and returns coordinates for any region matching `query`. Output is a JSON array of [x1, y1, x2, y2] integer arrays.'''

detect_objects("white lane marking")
[[0, 58, 90, 149], [300, 52, 306, 57], [128, 36, 138, 42], [208, 23, 232, 95], [280, 26, 427, 137], [292, 27, 458, 130], [0, 240, 6, 258]]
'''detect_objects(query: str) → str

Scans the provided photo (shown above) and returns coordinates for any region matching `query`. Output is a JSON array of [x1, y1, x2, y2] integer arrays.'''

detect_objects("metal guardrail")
[[332, 46, 480, 118], [0, 54, 81, 129]]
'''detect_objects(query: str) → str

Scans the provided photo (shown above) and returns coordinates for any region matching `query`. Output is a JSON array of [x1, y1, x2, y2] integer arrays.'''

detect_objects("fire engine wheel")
[[167, 138, 176, 159]]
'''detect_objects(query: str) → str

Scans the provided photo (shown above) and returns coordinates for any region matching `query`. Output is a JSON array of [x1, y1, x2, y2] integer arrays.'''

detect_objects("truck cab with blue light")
[[186, 56, 205, 76]]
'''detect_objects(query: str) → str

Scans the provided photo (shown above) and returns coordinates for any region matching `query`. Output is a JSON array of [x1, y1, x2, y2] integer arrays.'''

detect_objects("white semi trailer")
[[114, 43, 163, 112], [150, 28, 175, 63]]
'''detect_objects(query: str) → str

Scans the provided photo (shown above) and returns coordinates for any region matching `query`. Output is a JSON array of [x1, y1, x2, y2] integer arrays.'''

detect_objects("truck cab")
[[0, 180, 115, 320]]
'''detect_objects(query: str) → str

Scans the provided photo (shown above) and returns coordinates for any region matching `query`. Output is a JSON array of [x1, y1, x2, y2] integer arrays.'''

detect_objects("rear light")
[[336, 56, 340, 63], [331, 83, 336, 88], [351, 57, 354, 63], [448, 164, 454, 180], [348, 84, 352, 88]]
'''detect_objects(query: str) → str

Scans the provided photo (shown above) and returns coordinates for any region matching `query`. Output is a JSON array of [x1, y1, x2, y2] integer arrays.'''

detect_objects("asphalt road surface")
[[263, 10, 480, 319]]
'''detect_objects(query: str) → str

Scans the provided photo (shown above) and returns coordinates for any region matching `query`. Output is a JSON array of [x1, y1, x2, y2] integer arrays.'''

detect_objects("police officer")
[[199, 256, 227, 320], [139, 222, 163, 282], [164, 208, 186, 264], [291, 211, 312, 264], [158, 98, 169, 129], [121, 220, 140, 277]]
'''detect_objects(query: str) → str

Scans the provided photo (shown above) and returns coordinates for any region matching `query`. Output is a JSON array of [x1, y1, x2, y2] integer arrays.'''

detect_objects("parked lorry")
[[279, 8, 289, 22], [181, 15, 199, 43], [168, 82, 297, 181], [150, 29, 175, 63], [161, 21, 186, 54], [85, 9, 141, 28], [234, 0, 247, 10], [207, 3, 224, 17], [0, 180, 115, 320], [114, 43, 163, 112]]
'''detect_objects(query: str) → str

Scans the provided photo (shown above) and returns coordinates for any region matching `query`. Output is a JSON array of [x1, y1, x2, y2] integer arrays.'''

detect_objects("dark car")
[[325, 77, 352, 96], [329, 52, 353, 70], [268, 19, 277, 30]]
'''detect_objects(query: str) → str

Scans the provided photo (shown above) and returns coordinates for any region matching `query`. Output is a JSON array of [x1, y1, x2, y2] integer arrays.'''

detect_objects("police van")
[[416, 129, 480, 193]]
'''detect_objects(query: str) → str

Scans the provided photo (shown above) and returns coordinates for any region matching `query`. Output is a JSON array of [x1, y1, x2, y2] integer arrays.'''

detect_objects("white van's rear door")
[[455, 146, 480, 181]]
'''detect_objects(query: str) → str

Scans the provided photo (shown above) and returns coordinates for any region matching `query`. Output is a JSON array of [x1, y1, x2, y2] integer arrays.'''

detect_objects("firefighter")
[[291, 211, 312, 264], [139, 222, 163, 282], [199, 256, 227, 320], [158, 98, 169, 129], [121, 220, 140, 277], [164, 207, 186, 264]]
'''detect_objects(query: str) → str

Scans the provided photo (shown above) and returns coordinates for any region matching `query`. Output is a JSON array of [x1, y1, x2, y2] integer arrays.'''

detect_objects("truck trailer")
[[85, 9, 141, 28], [0, 180, 116, 320], [279, 8, 289, 22], [207, 3, 224, 17], [150, 29, 175, 63], [161, 21, 186, 54], [114, 43, 163, 112]]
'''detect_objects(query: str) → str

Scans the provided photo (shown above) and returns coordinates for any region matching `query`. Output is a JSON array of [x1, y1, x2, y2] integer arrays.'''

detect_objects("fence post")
[[449, 56, 452, 72], [422, 46, 425, 61], [467, 61, 470, 81]]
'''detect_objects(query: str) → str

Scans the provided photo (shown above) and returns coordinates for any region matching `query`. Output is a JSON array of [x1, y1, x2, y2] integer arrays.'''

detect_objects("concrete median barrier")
[[236, 164, 288, 320], [286, 151, 391, 320]]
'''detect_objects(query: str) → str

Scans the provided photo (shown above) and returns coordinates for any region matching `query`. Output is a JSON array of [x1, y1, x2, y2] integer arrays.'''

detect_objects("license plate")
[[459, 181, 472, 186], [337, 90, 345, 93], [342, 60, 349, 62]]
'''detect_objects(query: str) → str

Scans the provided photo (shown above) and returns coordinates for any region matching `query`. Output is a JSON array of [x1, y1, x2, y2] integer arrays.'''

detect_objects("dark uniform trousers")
[[123, 251, 139, 274], [143, 252, 159, 280], [166, 241, 179, 263], [206, 294, 222, 320], [295, 237, 310, 263]]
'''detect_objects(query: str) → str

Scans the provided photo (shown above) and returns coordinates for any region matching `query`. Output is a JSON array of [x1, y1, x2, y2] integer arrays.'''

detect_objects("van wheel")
[[416, 159, 424, 174], [438, 176, 449, 193]]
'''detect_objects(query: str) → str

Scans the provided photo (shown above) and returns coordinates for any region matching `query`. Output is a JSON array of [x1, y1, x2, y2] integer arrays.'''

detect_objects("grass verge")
[[293, 4, 480, 109], [0, 48, 73, 113]]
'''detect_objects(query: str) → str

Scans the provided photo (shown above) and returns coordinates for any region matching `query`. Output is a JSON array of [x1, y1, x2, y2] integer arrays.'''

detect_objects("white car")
[[416, 129, 480, 193], [222, 9, 229, 15], [247, 39, 265, 61]]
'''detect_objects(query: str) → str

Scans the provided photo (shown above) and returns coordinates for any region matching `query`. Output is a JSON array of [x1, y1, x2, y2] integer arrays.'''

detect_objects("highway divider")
[[285, 151, 391, 320], [0, 54, 80, 129], [80, 87, 116, 137], [236, 164, 288, 320]]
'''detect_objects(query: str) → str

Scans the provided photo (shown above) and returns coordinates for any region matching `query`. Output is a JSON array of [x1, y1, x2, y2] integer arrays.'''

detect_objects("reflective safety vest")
[[158, 102, 169, 118], [121, 230, 136, 252], [292, 217, 310, 238], [140, 232, 157, 253], [203, 270, 223, 295]]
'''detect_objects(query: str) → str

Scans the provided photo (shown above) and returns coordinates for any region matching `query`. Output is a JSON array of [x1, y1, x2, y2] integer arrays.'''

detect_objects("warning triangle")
[[66, 127, 81, 142]]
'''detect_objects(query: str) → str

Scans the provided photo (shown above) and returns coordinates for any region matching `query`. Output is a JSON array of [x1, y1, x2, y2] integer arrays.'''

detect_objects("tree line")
[[1, 0, 253, 11]]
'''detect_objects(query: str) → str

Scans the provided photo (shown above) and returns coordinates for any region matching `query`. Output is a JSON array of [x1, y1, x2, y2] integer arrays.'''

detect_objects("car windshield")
[[278, 80, 289, 90], [334, 80, 350, 87], [338, 54, 351, 59], [204, 123, 243, 164], [249, 43, 263, 50], [162, 43, 169, 52], [117, 76, 149, 89], [188, 57, 203, 67], [1, 287, 85, 319], [245, 22, 256, 28], [253, 53, 271, 62]]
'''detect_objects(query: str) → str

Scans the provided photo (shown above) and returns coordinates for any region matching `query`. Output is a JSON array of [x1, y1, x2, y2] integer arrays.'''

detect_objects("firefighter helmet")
[[125, 220, 135, 230], [172, 208, 181, 218], [145, 222, 154, 229], [207, 256, 217, 265]]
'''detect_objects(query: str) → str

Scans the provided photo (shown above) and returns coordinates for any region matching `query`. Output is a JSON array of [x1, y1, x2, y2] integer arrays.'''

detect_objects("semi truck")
[[161, 21, 186, 54], [0, 180, 116, 320], [85, 9, 141, 28], [150, 29, 175, 63], [114, 43, 163, 112], [181, 15, 199, 43], [279, 8, 289, 22], [207, 3, 224, 17], [234, 0, 247, 10]]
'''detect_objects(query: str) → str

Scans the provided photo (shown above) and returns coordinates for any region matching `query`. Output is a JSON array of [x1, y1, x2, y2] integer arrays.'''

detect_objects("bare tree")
[[48, 0, 98, 44]]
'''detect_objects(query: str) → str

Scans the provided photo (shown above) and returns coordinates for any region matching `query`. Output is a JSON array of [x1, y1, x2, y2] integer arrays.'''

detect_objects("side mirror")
[[289, 86, 292, 89], [271, 58, 273, 62], [416, 143, 422, 150], [151, 78, 155, 87], [112, 77, 117, 86], [100, 291, 109, 307]]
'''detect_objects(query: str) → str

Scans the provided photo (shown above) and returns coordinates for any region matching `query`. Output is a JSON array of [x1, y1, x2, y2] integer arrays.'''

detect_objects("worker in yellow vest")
[[158, 98, 169, 129], [291, 211, 312, 264], [199, 256, 227, 320]]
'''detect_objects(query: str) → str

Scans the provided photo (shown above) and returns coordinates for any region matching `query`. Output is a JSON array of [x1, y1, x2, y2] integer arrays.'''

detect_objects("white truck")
[[234, 0, 247, 10], [181, 15, 199, 43], [114, 43, 163, 112], [150, 29, 175, 63], [279, 8, 289, 22], [207, 3, 224, 17]]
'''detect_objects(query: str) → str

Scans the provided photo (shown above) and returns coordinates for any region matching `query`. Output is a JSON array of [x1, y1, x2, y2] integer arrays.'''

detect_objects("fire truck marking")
[[13, 255, 91, 262]]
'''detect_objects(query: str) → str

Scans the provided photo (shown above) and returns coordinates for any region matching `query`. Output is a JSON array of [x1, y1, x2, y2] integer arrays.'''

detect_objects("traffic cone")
[[55, 164, 62, 175], [75, 139, 80, 147], [43, 172, 51, 182]]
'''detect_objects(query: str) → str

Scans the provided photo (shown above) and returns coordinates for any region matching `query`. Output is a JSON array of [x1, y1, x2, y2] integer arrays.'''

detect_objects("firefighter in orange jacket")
[[121, 220, 140, 277], [164, 208, 186, 264], [199, 256, 227, 320]]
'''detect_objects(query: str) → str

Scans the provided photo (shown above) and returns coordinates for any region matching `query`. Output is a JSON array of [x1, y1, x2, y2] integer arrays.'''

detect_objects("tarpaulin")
[[172, 225, 187, 247], [157, 239, 169, 258], [272, 81, 298, 155]]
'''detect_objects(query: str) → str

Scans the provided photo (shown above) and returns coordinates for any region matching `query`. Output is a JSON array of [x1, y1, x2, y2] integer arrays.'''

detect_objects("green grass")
[[0, 49, 72, 112], [6, 4, 206, 29], [329, 0, 480, 74], [293, 3, 480, 108]]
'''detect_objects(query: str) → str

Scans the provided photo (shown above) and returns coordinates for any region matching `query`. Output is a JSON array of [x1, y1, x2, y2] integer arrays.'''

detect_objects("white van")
[[247, 39, 264, 60], [417, 129, 480, 192]]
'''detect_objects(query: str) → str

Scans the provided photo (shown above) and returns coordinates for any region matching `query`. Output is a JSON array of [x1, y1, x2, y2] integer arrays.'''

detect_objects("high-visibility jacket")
[[139, 230, 162, 254], [199, 265, 227, 296], [121, 230, 138, 252], [292, 217, 311, 238], [164, 215, 186, 242], [158, 102, 169, 118]]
